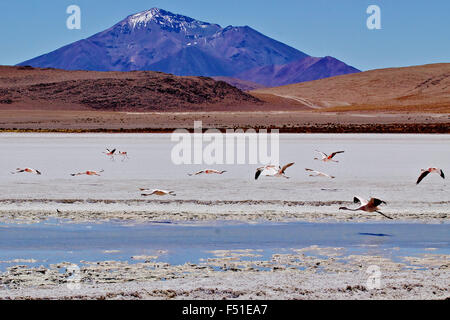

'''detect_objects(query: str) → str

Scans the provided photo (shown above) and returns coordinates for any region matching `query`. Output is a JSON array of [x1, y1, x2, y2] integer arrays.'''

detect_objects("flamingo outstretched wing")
[[416, 170, 430, 185], [353, 196, 368, 206], [315, 150, 328, 159], [329, 151, 345, 159], [281, 162, 295, 173]]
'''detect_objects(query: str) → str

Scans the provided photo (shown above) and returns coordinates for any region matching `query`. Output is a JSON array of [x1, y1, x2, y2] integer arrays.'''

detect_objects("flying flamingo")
[[305, 168, 335, 179], [117, 151, 129, 160], [103, 148, 116, 159], [416, 168, 445, 185], [339, 196, 393, 219], [255, 162, 294, 180], [70, 170, 104, 176], [140, 189, 176, 196], [188, 169, 227, 176], [11, 168, 41, 175], [314, 150, 345, 163]]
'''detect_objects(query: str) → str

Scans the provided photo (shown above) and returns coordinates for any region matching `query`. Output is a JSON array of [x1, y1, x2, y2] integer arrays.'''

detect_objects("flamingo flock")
[[8, 147, 446, 219]]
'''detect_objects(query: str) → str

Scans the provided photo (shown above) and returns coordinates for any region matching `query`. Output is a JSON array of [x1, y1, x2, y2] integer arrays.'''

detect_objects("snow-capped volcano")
[[126, 8, 219, 34], [18, 8, 359, 86]]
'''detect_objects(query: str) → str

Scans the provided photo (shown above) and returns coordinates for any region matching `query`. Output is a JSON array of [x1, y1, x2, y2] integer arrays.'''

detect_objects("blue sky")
[[0, 0, 449, 71]]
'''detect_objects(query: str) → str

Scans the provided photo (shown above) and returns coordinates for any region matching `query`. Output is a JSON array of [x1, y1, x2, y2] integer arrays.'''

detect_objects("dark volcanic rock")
[[0, 66, 261, 111]]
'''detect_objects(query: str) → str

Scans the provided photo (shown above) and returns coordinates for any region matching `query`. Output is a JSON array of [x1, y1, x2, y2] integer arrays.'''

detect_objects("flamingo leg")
[[375, 211, 393, 220]]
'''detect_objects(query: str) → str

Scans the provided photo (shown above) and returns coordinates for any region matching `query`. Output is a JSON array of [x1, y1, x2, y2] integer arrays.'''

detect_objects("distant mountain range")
[[19, 8, 360, 87], [237, 56, 360, 87]]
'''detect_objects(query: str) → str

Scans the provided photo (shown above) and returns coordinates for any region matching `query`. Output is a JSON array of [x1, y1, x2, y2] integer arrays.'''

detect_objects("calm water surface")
[[0, 220, 448, 271]]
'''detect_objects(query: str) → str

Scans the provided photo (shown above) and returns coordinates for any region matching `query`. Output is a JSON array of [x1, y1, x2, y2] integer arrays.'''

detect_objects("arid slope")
[[0, 66, 261, 111], [252, 63, 450, 112]]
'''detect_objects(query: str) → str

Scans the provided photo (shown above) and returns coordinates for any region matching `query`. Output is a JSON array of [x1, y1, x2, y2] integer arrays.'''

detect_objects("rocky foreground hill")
[[0, 66, 261, 111]]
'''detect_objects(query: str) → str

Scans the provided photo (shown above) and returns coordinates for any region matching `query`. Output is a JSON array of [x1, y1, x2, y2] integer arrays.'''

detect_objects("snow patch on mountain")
[[127, 7, 217, 33]]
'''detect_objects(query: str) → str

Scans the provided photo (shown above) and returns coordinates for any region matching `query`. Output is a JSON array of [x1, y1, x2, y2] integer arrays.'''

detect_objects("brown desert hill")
[[0, 66, 262, 111], [251, 63, 450, 112], [212, 76, 267, 91]]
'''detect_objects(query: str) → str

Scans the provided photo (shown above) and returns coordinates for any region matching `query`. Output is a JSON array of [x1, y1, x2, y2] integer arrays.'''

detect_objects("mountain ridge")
[[19, 7, 359, 86], [237, 56, 360, 87]]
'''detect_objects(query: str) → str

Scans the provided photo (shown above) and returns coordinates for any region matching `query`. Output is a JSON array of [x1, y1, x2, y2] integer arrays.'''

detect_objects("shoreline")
[[0, 110, 448, 134], [1, 123, 449, 134], [0, 207, 447, 224]]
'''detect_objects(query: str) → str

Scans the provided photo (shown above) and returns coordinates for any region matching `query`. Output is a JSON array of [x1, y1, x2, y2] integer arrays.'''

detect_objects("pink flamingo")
[[339, 196, 393, 219], [416, 168, 445, 185]]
